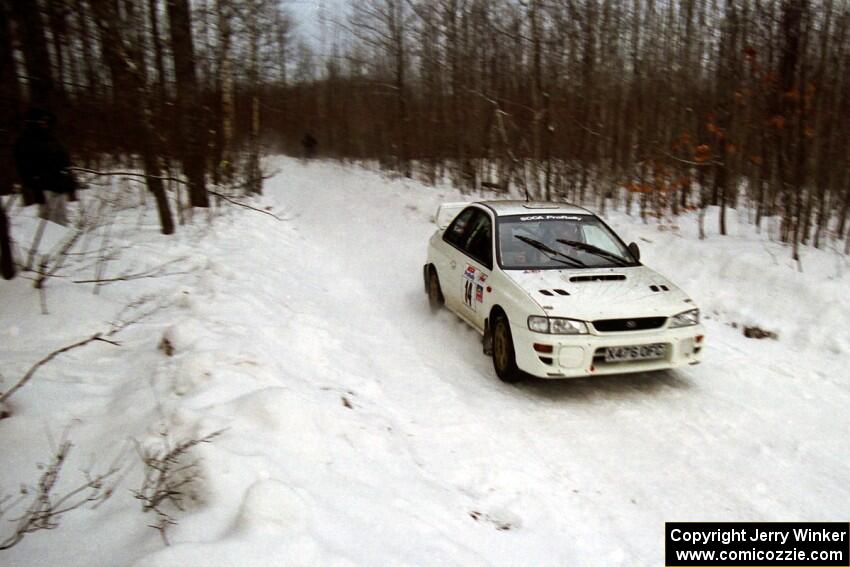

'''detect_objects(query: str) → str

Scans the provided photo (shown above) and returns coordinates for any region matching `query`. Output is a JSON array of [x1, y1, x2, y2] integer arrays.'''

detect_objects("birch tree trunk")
[[214, 0, 234, 185]]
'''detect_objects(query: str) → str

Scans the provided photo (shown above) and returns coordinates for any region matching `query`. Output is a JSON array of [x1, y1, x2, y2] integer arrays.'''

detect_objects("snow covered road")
[[2, 158, 848, 566]]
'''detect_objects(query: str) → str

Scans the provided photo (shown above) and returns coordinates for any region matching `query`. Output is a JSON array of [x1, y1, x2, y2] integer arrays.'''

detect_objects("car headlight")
[[669, 308, 700, 328], [527, 316, 550, 333], [527, 316, 588, 334]]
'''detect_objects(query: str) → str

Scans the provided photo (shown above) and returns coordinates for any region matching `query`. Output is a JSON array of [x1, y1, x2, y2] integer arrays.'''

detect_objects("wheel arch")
[[487, 304, 508, 328]]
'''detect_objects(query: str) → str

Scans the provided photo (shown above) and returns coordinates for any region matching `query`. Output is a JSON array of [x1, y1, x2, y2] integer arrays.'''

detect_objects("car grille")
[[592, 317, 667, 332]]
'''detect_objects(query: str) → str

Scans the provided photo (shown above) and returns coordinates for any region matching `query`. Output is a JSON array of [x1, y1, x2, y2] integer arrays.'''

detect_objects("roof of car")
[[476, 200, 593, 216]]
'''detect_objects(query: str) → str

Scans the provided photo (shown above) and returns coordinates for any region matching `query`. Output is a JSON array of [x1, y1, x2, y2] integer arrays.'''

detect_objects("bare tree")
[[167, 0, 209, 208], [12, 0, 55, 109], [0, 199, 13, 280], [0, 431, 125, 550], [349, 0, 413, 177], [2, 0, 848, 255], [92, 0, 176, 234], [133, 428, 223, 545], [0, 0, 17, 280]]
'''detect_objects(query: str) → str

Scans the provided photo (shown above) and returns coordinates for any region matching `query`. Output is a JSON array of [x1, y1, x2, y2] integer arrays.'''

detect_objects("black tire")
[[427, 268, 444, 312], [492, 313, 523, 383]]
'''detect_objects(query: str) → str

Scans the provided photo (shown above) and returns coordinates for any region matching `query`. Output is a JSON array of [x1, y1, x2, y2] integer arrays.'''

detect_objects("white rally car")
[[423, 201, 704, 382]]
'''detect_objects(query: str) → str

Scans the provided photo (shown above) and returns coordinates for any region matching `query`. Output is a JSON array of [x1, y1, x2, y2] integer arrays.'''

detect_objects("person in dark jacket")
[[13, 108, 76, 225]]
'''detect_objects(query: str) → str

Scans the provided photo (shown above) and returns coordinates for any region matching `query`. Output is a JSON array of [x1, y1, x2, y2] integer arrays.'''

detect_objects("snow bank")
[[604, 207, 849, 354]]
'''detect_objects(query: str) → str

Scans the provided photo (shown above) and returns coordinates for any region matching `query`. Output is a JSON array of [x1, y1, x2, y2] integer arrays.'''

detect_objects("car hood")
[[504, 265, 695, 321]]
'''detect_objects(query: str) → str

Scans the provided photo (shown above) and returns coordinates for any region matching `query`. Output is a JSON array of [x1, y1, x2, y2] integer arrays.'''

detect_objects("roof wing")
[[434, 202, 472, 229]]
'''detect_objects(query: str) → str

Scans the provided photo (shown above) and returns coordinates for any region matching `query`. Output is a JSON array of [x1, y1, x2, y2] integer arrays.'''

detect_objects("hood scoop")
[[539, 289, 570, 296], [569, 274, 626, 283]]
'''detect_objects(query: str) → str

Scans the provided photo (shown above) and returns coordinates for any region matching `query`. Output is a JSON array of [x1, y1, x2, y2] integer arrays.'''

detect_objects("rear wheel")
[[427, 268, 444, 312], [492, 314, 523, 383]]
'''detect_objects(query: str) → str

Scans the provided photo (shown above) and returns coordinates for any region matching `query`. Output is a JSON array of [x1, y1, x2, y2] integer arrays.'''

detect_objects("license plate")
[[604, 343, 666, 362]]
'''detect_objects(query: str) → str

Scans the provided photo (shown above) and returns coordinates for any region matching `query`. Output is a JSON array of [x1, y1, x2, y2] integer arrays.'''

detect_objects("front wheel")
[[492, 314, 523, 383]]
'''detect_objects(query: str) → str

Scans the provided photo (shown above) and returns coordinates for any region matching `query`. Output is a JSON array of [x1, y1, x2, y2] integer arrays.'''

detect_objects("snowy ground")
[[1, 157, 848, 566]]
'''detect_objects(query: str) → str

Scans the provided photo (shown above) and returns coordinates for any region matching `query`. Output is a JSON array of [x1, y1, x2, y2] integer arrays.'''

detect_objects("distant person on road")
[[301, 132, 318, 159], [13, 108, 76, 226]]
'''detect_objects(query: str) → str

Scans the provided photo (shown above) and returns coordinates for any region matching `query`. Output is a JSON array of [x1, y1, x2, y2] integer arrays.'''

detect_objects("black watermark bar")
[[665, 522, 850, 566]]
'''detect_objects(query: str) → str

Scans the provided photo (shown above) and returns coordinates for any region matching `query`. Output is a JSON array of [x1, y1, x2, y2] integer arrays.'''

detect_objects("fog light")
[[534, 343, 553, 353]]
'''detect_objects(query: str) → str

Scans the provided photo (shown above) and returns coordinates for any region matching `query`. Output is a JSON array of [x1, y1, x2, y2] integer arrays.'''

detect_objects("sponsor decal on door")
[[462, 264, 478, 311]]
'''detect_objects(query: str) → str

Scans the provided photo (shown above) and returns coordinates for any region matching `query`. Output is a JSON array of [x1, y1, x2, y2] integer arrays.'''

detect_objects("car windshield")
[[498, 214, 637, 269]]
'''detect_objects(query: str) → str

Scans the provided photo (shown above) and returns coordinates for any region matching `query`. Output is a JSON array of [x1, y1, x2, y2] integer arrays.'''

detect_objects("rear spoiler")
[[434, 202, 471, 229]]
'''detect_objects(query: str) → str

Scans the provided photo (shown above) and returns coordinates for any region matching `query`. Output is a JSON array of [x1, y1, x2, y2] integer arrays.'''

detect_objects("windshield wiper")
[[515, 235, 586, 267], [556, 239, 631, 267]]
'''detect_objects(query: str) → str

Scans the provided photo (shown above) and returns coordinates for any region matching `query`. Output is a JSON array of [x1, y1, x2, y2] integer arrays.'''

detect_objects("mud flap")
[[482, 319, 493, 355]]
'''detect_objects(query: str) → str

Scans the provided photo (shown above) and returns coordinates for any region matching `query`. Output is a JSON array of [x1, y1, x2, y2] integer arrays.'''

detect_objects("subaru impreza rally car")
[[423, 201, 704, 382]]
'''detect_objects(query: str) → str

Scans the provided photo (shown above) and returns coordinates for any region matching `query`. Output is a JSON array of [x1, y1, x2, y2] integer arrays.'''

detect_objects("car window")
[[497, 214, 633, 269], [463, 211, 493, 267], [444, 207, 476, 248], [582, 224, 621, 256]]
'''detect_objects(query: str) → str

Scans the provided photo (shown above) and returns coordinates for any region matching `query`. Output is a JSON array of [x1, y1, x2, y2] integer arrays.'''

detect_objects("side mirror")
[[628, 242, 641, 262]]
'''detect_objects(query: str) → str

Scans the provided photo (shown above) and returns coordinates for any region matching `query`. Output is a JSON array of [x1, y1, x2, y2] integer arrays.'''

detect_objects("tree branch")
[[207, 190, 283, 220], [70, 168, 283, 220], [0, 334, 119, 407]]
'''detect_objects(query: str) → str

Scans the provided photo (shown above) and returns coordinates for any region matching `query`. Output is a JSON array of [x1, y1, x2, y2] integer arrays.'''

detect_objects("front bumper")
[[511, 321, 705, 379]]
